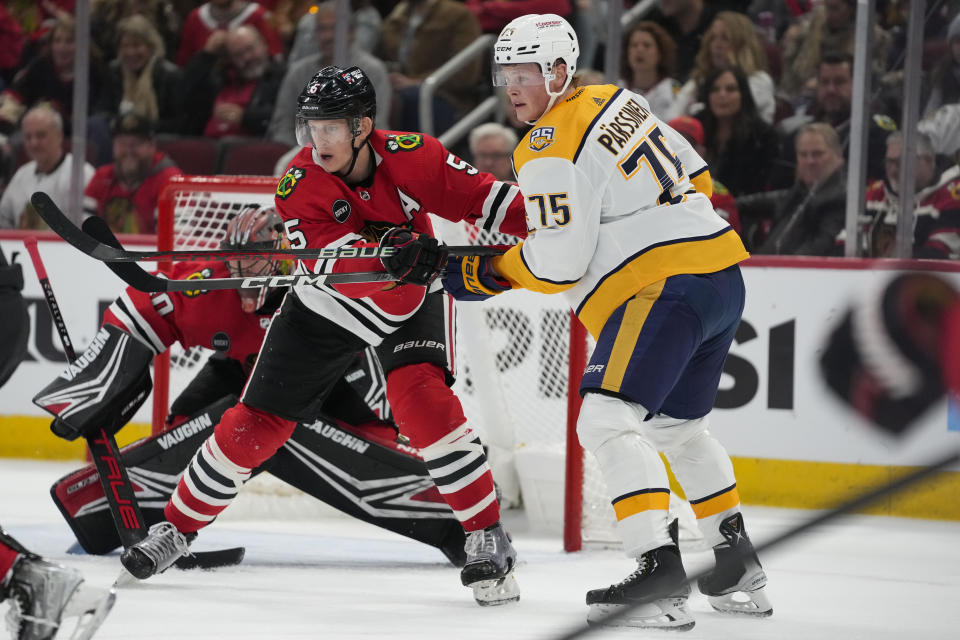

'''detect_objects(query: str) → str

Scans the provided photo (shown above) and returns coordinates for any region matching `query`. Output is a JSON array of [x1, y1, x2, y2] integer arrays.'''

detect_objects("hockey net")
[[154, 174, 628, 549]]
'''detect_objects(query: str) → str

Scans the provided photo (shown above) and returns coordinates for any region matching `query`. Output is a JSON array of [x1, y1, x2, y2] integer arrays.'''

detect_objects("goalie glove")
[[820, 272, 960, 436], [33, 324, 154, 440], [443, 255, 512, 301], [379, 227, 448, 286]]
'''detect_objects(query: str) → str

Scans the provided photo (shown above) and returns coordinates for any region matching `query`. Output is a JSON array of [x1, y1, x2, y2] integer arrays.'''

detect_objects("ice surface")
[[2, 459, 959, 639]]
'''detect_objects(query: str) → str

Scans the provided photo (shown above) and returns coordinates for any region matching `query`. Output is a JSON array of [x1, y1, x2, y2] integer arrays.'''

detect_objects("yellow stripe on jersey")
[[512, 84, 622, 174], [601, 280, 666, 393], [493, 244, 578, 294], [577, 229, 749, 339], [689, 484, 741, 519], [690, 169, 713, 198], [612, 488, 670, 521]]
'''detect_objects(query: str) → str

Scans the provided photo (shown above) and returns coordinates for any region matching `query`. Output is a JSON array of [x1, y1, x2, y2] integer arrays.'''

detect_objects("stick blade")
[[30, 192, 118, 260], [80, 216, 170, 293]]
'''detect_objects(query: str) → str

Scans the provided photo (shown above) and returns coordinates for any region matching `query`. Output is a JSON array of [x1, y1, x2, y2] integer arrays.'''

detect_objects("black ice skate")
[[120, 521, 191, 580], [586, 520, 694, 631], [4, 555, 115, 640], [460, 522, 519, 606], [697, 513, 773, 616]]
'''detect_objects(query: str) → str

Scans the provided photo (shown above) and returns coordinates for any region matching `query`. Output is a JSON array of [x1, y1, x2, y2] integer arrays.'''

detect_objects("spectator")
[[775, 51, 896, 189], [0, 5, 25, 90], [619, 21, 681, 119], [779, 0, 891, 103], [176, 0, 281, 67], [288, 0, 383, 62], [859, 131, 960, 259], [669, 11, 774, 123], [90, 0, 181, 63], [666, 114, 741, 234], [923, 13, 960, 118], [465, 0, 572, 34], [0, 105, 94, 229], [181, 24, 286, 138], [379, 0, 482, 132], [0, 14, 105, 136], [269, 0, 390, 145], [696, 66, 779, 197], [83, 112, 181, 234], [467, 122, 516, 182], [647, 0, 719, 82], [95, 15, 183, 134], [743, 122, 847, 255]]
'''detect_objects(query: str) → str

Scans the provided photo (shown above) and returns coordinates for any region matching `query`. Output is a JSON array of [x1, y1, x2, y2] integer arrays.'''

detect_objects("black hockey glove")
[[379, 227, 448, 286], [820, 272, 959, 436]]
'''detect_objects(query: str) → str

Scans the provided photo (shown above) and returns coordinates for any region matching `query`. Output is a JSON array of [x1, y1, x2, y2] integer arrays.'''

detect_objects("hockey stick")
[[552, 447, 960, 639], [79, 215, 396, 293], [23, 237, 244, 571], [31, 191, 510, 263]]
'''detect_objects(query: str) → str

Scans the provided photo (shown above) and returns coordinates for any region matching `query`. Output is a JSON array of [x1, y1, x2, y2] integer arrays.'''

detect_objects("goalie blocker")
[[33, 324, 154, 441], [50, 394, 468, 566]]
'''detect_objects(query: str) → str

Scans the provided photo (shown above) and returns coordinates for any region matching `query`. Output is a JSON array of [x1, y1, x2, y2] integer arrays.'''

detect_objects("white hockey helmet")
[[493, 14, 579, 94]]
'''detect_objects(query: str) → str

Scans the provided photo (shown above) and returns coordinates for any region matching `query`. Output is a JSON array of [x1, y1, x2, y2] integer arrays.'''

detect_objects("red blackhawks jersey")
[[863, 165, 960, 259], [274, 129, 527, 345], [102, 260, 273, 371]]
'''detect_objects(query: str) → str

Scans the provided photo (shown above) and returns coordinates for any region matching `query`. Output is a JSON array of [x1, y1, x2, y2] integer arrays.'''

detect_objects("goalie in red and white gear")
[[34, 205, 468, 565], [119, 64, 529, 606]]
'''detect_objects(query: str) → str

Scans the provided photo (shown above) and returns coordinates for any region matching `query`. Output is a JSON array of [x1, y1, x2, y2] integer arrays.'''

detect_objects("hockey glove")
[[443, 255, 512, 301], [379, 227, 448, 286], [820, 272, 960, 436]]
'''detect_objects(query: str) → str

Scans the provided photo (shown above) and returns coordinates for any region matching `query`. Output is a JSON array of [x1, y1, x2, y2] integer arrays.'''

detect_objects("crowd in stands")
[[1, 0, 960, 259]]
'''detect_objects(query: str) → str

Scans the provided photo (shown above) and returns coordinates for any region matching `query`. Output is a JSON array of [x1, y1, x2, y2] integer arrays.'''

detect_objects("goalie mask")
[[493, 14, 579, 122], [222, 206, 291, 313]]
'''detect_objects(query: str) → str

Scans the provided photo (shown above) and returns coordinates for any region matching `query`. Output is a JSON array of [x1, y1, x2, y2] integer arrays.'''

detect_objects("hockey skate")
[[585, 520, 694, 631], [120, 522, 191, 580], [460, 523, 519, 606], [697, 513, 773, 617], [4, 555, 115, 640]]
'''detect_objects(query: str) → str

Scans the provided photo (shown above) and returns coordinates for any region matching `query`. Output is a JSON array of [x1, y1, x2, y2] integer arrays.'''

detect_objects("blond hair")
[[691, 11, 767, 85]]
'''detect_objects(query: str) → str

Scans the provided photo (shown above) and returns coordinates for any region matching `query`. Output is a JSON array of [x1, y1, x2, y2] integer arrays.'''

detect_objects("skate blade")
[[587, 597, 695, 631], [470, 573, 520, 606], [62, 584, 117, 640], [706, 586, 773, 617]]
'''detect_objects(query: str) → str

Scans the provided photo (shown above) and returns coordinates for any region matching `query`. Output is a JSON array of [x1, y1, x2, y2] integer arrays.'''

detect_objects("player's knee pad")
[[212, 402, 297, 469], [641, 414, 710, 452], [32, 324, 154, 440], [386, 363, 466, 449], [576, 392, 649, 453]]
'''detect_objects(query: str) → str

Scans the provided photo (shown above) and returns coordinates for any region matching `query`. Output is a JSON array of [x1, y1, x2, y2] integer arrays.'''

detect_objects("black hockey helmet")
[[296, 66, 376, 142]]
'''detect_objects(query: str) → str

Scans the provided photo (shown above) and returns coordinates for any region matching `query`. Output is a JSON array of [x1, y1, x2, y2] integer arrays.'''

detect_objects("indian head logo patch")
[[528, 127, 555, 152]]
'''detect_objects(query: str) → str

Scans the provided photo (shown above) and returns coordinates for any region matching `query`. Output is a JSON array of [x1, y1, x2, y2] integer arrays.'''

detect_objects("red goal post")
[[155, 174, 598, 551]]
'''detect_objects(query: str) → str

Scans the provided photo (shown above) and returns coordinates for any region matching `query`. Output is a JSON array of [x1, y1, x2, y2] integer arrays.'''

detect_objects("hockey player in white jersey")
[[431, 14, 772, 630]]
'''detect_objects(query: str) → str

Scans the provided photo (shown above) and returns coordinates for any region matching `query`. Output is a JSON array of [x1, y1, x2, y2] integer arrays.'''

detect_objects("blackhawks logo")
[[184, 268, 213, 297], [276, 166, 306, 199], [385, 134, 424, 153]]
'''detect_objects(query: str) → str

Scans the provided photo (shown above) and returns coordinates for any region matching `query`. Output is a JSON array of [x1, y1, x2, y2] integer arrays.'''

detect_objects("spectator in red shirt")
[[176, 0, 281, 66], [465, 0, 571, 34], [83, 112, 182, 234]]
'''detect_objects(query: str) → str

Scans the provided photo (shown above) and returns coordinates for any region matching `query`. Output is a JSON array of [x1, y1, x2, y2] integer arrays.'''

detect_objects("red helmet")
[[221, 206, 290, 312]]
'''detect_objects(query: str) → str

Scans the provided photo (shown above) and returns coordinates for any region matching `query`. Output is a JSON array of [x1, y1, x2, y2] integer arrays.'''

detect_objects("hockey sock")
[[0, 543, 18, 584], [662, 428, 740, 548], [388, 364, 499, 531], [165, 403, 296, 532]]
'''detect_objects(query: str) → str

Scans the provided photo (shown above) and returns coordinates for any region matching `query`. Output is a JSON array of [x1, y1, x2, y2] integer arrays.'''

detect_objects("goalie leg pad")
[[165, 402, 294, 532], [578, 393, 673, 557], [32, 324, 154, 439], [390, 364, 499, 530]]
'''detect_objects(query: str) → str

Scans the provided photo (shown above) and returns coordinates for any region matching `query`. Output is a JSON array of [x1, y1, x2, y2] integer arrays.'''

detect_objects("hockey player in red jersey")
[[120, 66, 529, 606]]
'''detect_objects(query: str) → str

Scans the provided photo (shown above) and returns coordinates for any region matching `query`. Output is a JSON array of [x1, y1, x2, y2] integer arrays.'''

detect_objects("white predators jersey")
[[494, 84, 749, 338]]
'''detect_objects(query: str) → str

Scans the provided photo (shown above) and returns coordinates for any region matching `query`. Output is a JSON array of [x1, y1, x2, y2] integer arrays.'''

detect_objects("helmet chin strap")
[[524, 71, 573, 125], [335, 137, 366, 180]]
